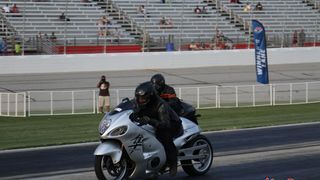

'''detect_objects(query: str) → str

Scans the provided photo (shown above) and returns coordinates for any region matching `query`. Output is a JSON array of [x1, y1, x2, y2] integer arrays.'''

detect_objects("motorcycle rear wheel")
[[180, 135, 213, 176], [94, 155, 128, 180]]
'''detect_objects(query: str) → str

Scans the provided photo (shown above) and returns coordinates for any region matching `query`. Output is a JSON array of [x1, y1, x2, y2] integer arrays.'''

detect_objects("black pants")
[[156, 129, 177, 166]]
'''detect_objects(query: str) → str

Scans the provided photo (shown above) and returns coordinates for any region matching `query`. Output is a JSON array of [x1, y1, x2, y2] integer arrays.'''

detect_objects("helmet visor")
[[136, 94, 150, 106]]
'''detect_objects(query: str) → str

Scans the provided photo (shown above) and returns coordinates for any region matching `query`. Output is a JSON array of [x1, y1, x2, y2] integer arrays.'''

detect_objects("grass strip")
[[0, 103, 319, 150]]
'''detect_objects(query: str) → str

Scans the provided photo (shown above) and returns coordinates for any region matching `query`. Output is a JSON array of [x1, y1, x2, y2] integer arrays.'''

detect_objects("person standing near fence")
[[97, 75, 110, 113]]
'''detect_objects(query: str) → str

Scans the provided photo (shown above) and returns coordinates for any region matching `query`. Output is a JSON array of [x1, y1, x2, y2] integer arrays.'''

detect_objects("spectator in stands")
[[202, 5, 208, 14], [11, 4, 19, 13], [138, 5, 146, 15], [59, 12, 70, 21], [2, 4, 10, 13], [230, 0, 241, 4], [189, 41, 199, 50], [218, 31, 226, 49], [194, 6, 202, 14], [292, 30, 298, 47], [243, 2, 252, 12], [44, 33, 49, 40], [159, 16, 167, 28], [112, 28, 122, 43], [298, 29, 306, 47], [81, 0, 91, 2], [37, 32, 43, 39], [50, 32, 57, 42], [166, 17, 173, 28], [15, 42, 21, 55], [214, 29, 221, 49], [97, 16, 110, 37], [255, 2, 263, 11], [0, 38, 7, 56], [161, 0, 166, 4]]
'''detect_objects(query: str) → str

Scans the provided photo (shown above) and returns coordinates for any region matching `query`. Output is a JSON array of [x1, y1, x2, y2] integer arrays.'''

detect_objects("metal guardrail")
[[1, 81, 320, 117], [0, 92, 26, 117]]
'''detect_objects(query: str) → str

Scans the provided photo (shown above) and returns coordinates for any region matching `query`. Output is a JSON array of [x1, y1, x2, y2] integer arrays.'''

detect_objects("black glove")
[[137, 116, 150, 125]]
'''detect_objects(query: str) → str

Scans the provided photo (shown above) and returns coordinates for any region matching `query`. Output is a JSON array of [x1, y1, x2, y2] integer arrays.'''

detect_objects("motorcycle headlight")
[[99, 117, 112, 135], [109, 126, 128, 136]]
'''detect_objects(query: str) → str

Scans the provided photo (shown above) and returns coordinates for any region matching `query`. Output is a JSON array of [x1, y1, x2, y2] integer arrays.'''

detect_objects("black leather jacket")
[[133, 95, 182, 136], [158, 84, 183, 115]]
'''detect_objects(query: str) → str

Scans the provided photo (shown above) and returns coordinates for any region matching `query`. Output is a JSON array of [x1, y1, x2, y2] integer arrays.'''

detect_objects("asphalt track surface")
[[0, 63, 320, 92], [1, 123, 320, 180], [1, 63, 320, 180]]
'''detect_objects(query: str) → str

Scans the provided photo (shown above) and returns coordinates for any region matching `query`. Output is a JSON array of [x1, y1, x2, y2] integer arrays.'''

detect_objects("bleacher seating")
[[112, 0, 246, 44], [0, 0, 138, 47], [219, 0, 319, 39], [0, 0, 319, 53]]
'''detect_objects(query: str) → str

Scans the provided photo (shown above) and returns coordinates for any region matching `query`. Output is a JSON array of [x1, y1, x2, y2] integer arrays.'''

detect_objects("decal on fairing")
[[128, 134, 144, 154]]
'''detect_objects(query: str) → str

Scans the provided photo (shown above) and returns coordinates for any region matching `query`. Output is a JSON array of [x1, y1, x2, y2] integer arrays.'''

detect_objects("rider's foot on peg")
[[169, 164, 177, 177]]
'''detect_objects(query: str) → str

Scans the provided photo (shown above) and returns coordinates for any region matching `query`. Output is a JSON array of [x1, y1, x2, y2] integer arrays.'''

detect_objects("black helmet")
[[135, 81, 156, 108], [150, 74, 165, 93], [101, 75, 106, 81]]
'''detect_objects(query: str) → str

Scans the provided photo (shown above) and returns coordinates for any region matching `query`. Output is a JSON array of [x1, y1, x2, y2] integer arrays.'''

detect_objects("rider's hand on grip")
[[137, 116, 150, 125]]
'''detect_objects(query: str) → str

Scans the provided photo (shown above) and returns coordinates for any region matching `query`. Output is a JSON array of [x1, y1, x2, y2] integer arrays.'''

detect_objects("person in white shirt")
[[2, 4, 10, 13]]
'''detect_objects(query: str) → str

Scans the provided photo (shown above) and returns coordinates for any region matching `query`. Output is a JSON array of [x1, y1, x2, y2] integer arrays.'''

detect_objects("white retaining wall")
[[0, 47, 319, 75]]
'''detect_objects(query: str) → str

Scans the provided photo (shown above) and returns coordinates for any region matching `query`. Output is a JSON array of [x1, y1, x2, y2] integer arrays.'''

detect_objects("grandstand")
[[0, 0, 141, 54], [219, 0, 320, 46], [0, 0, 319, 54], [112, 0, 245, 43]]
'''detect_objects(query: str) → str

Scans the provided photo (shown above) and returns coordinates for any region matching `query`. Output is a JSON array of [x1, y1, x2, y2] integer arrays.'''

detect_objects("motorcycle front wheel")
[[180, 135, 213, 176], [94, 155, 128, 180]]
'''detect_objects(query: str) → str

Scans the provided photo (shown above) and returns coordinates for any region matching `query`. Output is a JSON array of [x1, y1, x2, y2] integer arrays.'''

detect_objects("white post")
[[7, 93, 10, 116], [252, 85, 255, 107], [290, 83, 293, 104], [272, 86, 276, 106], [23, 92, 26, 117], [15, 93, 18, 117], [50, 91, 53, 115], [93, 90, 96, 114], [270, 84, 273, 106], [197, 87, 200, 109], [306, 82, 309, 103], [235, 86, 238, 107], [218, 86, 221, 108], [215, 86, 218, 108], [72, 91, 74, 114], [28, 92, 31, 116]]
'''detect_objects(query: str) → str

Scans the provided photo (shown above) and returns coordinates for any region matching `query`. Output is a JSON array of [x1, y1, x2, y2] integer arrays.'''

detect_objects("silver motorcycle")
[[94, 98, 213, 180]]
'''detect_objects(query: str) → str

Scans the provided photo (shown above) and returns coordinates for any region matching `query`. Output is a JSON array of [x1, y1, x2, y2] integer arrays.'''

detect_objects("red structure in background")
[[56, 45, 142, 54]]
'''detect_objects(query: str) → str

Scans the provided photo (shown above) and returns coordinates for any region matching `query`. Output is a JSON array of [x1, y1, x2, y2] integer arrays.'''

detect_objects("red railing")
[[55, 45, 142, 54]]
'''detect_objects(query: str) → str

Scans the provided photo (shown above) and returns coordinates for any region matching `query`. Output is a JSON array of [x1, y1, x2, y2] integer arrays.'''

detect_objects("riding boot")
[[169, 163, 177, 177]]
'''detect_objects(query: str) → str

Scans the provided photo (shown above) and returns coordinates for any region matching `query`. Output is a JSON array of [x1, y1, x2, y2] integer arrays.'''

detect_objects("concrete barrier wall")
[[0, 47, 319, 75]]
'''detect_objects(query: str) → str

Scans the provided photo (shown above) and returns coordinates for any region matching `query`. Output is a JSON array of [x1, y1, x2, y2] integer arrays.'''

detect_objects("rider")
[[133, 81, 183, 176], [150, 74, 183, 115]]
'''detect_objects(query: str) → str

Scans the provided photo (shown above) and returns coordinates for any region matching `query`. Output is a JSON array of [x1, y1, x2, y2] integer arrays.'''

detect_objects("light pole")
[[104, 0, 108, 54], [179, 0, 185, 51], [22, 0, 26, 56], [64, 0, 69, 55]]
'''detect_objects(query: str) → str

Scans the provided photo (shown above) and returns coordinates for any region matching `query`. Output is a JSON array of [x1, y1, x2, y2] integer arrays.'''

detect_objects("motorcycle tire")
[[180, 135, 214, 176], [94, 155, 128, 180]]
